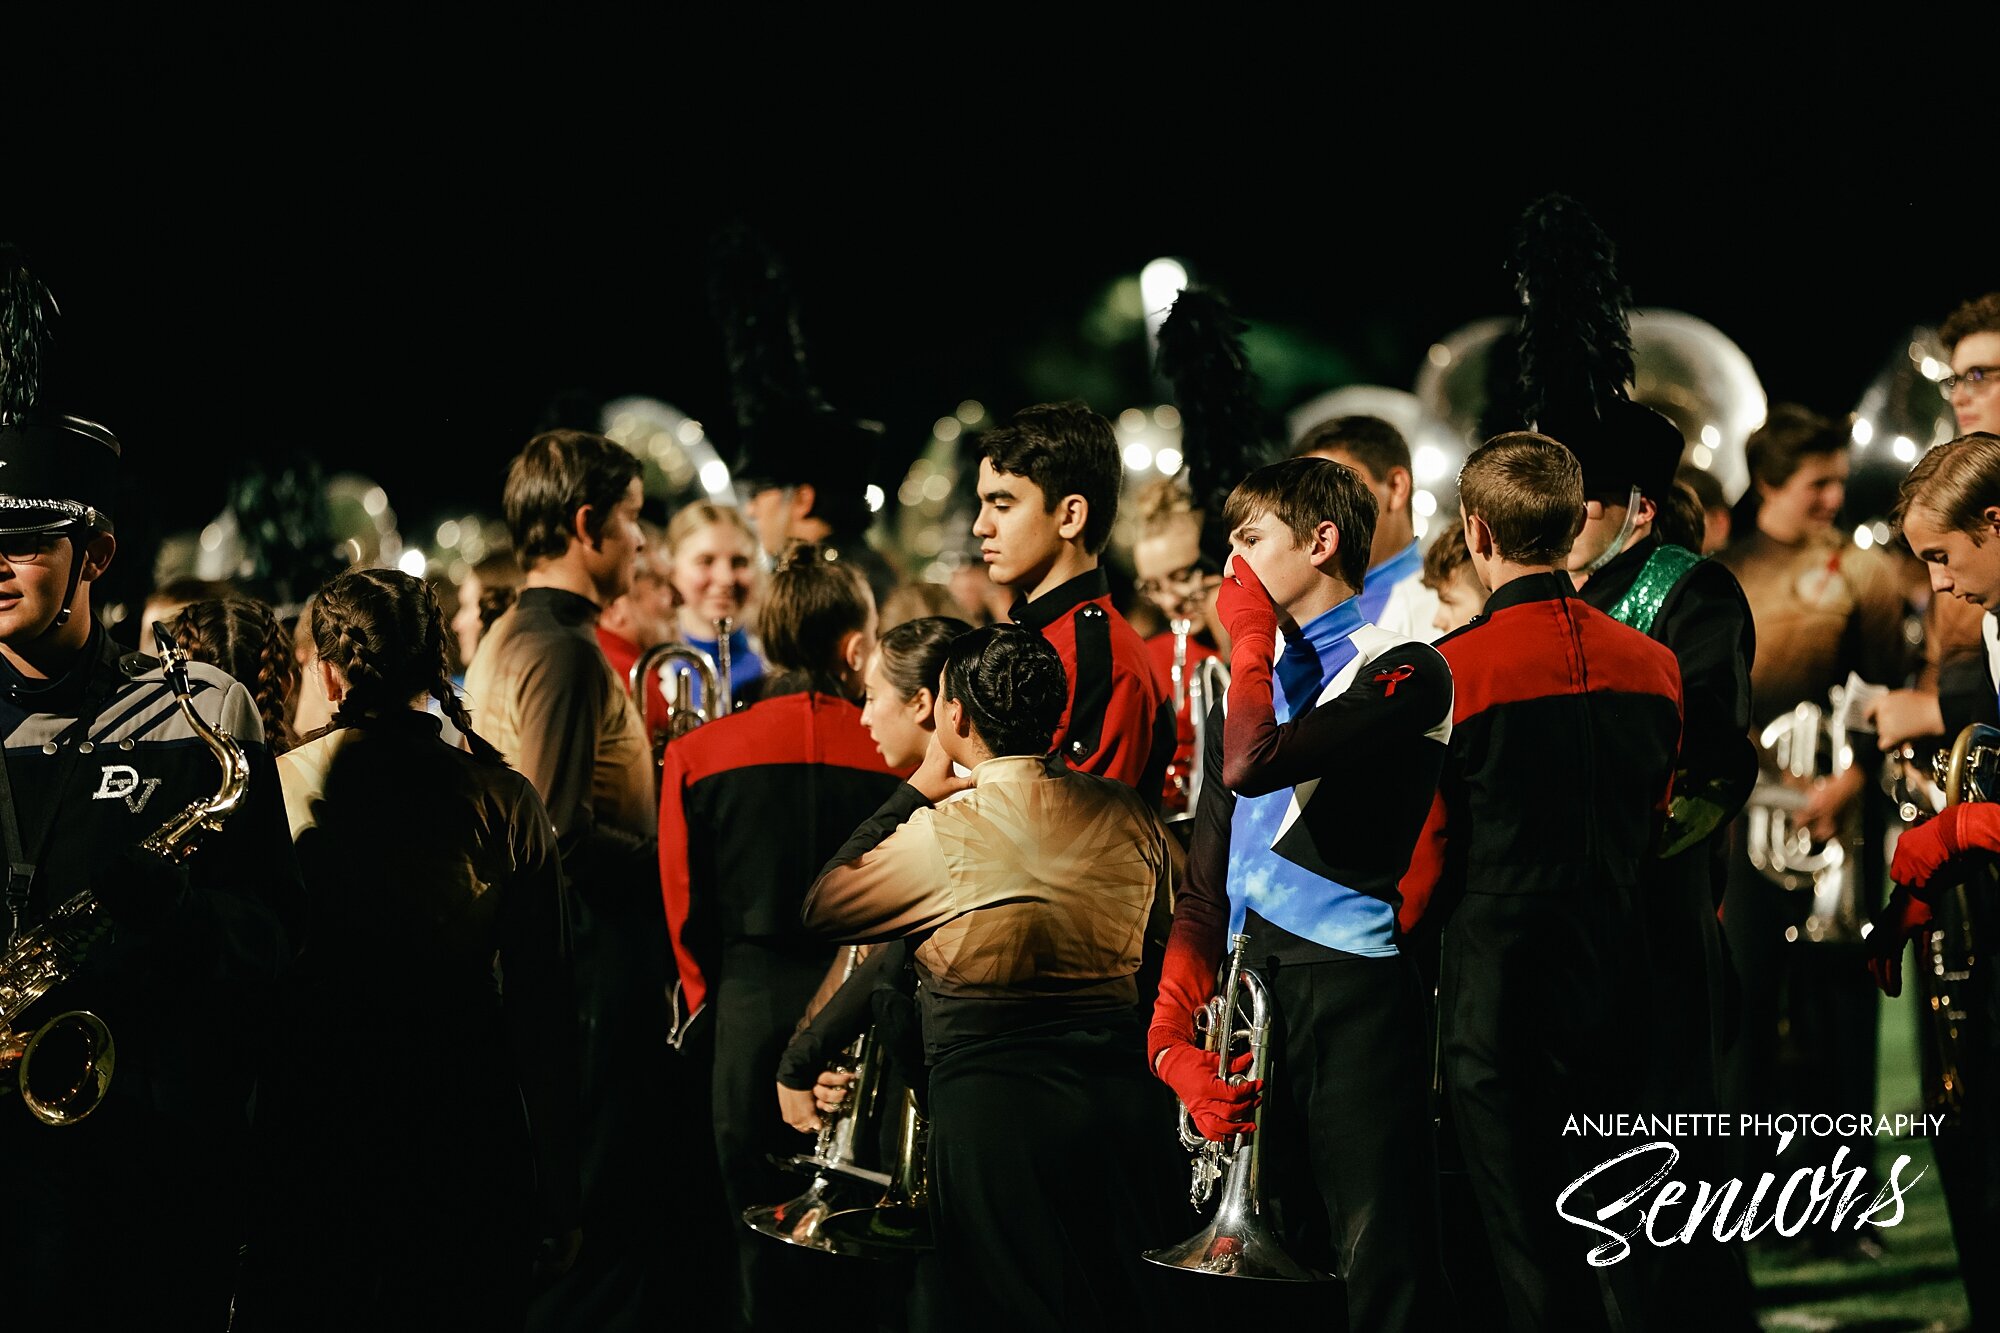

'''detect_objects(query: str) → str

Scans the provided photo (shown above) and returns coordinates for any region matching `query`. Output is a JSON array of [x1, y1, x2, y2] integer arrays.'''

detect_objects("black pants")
[[1255, 945, 1450, 1332], [4, 1100, 247, 1327], [928, 1020, 1163, 1332], [1719, 846, 1880, 1190], [1634, 848, 1757, 1330], [1923, 885, 2000, 1329], [711, 938, 853, 1331], [1441, 887, 1650, 1333]]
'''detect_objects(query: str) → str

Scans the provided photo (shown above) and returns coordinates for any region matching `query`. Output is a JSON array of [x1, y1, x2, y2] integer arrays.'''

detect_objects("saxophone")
[[0, 624, 250, 1126]]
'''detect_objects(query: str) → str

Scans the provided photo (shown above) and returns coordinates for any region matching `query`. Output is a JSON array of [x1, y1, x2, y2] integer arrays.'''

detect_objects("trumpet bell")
[[817, 1201, 932, 1257], [1142, 1205, 1331, 1282], [741, 1171, 883, 1257]]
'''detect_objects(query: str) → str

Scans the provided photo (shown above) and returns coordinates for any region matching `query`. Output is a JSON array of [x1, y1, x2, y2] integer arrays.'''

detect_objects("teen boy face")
[[972, 457, 1085, 593], [1228, 507, 1340, 624], [1902, 503, 2000, 609]]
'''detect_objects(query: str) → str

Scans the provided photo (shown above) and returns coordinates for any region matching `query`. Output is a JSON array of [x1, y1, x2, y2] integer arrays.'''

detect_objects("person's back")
[[1424, 576, 1680, 896], [659, 545, 900, 1332], [239, 570, 578, 1333]]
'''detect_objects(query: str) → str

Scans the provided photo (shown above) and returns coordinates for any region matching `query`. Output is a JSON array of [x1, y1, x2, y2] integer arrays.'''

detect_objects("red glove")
[[1865, 886, 1934, 997], [1216, 556, 1279, 661], [1154, 1043, 1261, 1141], [1889, 802, 2000, 892]]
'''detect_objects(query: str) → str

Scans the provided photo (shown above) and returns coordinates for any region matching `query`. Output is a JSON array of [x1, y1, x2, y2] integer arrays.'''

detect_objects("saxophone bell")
[[0, 624, 249, 1126]]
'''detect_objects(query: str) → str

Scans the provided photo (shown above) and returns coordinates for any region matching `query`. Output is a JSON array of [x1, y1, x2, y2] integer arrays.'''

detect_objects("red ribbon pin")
[[1373, 666, 1414, 697]]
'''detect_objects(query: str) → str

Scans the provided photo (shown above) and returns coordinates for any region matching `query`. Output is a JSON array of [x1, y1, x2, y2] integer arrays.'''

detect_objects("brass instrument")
[[743, 947, 895, 1256], [1145, 933, 1329, 1282], [1745, 693, 1863, 942], [628, 618, 738, 762], [1168, 617, 1192, 714], [0, 624, 250, 1126], [1910, 723, 1994, 1125], [819, 1087, 932, 1256], [1168, 652, 1224, 832]]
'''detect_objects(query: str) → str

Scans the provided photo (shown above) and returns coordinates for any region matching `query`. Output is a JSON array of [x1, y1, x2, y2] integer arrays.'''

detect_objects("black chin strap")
[[52, 527, 90, 628]]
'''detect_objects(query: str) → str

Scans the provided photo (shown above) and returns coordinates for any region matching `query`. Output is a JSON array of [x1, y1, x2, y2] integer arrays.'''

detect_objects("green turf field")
[[1749, 979, 1970, 1331]]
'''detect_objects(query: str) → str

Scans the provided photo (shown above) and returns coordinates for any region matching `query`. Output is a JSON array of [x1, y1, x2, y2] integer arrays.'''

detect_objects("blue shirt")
[[681, 626, 763, 710], [1224, 596, 1400, 957], [1354, 539, 1422, 629]]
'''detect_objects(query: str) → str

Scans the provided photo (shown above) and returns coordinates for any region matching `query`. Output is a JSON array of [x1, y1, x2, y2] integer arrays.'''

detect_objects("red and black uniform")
[[659, 683, 902, 1331], [1012, 568, 1175, 803], [1144, 628, 1219, 817], [1402, 572, 1682, 1333]]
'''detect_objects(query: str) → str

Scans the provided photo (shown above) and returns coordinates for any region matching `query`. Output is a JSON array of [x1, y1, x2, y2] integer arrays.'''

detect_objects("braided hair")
[[169, 597, 300, 755], [939, 623, 1067, 759], [309, 569, 503, 764]]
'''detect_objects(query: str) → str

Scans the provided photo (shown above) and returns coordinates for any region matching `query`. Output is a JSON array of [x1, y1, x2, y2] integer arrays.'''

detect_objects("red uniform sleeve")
[[1074, 661, 1156, 788], [659, 737, 707, 1045], [1148, 698, 1231, 1067], [1397, 789, 1449, 934]]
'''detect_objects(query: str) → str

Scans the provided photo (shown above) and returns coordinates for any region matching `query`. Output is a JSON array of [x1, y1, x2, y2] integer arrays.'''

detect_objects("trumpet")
[[1166, 655, 1230, 832], [629, 618, 738, 763], [743, 948, 893, 1256], [1145, 933, 1329, 1282], [0, 623, 250, 1126]]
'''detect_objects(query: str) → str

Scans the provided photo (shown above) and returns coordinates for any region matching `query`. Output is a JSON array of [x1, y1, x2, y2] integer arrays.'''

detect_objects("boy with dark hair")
[[465, 428, 684, 1330], [973, 402, 1173, 801], [1403, 432, 1683, 1332], [1296, 413, 1440, 640], [1151, 455, 1454, 1329]]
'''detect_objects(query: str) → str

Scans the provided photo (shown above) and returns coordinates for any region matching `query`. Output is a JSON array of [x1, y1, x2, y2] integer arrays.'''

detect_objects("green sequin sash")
[[1607, 544, 1701, 636]]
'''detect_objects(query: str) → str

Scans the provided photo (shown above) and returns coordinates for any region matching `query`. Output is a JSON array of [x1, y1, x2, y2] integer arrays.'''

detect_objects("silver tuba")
[[1145, 934, 1330, 1282], [1745, 690, 1864, 942], [0, 623, 250, 1126]]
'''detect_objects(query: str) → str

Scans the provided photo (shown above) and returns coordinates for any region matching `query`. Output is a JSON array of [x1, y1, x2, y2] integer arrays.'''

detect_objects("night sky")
[[9, 56, 1991, 610]]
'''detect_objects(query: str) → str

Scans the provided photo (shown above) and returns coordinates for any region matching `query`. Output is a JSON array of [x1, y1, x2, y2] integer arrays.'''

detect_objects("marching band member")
[[1868, 292, 2000, 751], [973, 402, 1175, 802], [1560, 400, 1759, 1328], [1420, 519, 1484, 636], [659, 546, 902, 1330], [0, 247, 299, 1323], [462, 428, 672, 1330], [1132, 478, 1222, 816], [1867, 431, 2000, 1328], [1296, 414, 1442, 641], [1714, 403, 1908, 1247], [1402, 434, 1682, 1332], [1151, 455, 1454, 1331], [237, 570, 580, 1331], [802, 623, 1175, 1332]]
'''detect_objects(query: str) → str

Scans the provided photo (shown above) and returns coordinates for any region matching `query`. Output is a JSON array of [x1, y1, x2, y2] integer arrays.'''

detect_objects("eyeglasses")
[[1137, 563, 1218, 600], [1939, 366, 2000, 398], [0, 531, 71, 564]]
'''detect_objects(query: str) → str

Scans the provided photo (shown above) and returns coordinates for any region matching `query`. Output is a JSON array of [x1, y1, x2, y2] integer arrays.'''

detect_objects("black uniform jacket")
[[1580, 537, 1757, 830], [0, 626, 299, 1125], [1401, 573, 1683, 917]]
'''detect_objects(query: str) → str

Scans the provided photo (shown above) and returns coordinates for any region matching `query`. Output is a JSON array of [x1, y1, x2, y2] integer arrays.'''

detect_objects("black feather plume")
[[0, 243, 58, 422], [1156, 287, 1270, 562], [707, 224, 824, 455], [1493, 194, 1634, 433]]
